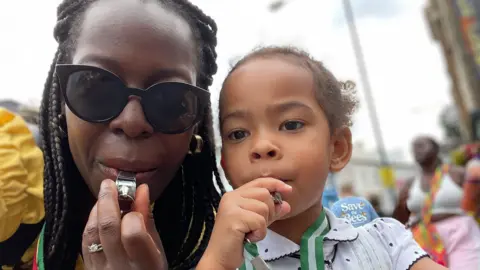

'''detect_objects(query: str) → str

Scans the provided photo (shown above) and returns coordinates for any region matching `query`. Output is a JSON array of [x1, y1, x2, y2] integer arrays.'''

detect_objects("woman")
[[393, 136, 480, 269], [1, 0, 226, 269]]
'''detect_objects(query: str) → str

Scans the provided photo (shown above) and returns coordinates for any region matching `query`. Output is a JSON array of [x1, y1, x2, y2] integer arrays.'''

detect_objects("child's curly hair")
[[222, 46, 358, 131]]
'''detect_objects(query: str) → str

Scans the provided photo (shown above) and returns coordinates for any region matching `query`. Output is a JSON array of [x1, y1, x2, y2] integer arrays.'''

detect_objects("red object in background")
[[462, 160, 480, 222], [32, 252, 38, 270]]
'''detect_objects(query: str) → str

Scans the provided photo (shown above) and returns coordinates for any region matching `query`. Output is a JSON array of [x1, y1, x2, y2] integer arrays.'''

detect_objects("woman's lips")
[[97, 162, 159, 185]]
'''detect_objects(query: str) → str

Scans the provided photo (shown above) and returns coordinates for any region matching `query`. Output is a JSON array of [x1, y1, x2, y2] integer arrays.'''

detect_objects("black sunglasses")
[[55, 64, 210, 134]]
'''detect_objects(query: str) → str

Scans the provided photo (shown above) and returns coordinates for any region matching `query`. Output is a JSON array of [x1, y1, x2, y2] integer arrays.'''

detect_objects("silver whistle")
[[116, 171, 136, 215], [272, 192, 282, 205], [251, 256, 270, 270]]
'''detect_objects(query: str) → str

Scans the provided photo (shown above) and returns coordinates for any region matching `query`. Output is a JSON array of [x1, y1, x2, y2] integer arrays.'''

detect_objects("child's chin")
[[276, 211, 297, 221]]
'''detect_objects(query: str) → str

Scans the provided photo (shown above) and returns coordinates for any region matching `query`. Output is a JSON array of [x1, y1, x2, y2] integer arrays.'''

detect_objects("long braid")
[[40, 0, 225, 269], [39, 51, 58, 260], [152, 2, 224, 267], [41, 2, 90, 265], [172, 0, 225, 196]]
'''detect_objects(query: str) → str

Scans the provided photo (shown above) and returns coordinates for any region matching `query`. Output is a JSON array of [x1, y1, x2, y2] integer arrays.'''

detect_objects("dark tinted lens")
[[65, 70, 126, 121], [144, 83, 201, 133]]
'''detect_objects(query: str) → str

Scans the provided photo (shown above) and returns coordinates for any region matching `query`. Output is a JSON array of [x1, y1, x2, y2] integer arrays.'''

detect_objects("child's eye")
[[280, 120, 304, 131], [227, 129, 249, 141]]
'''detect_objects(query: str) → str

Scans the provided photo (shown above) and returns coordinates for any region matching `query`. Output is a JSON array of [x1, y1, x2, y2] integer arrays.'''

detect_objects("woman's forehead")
[[72, 0, 196, 76]]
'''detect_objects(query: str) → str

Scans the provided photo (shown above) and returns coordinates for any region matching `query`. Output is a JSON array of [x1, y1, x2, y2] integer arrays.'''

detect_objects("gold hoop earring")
[[188, 134, 203, 155]]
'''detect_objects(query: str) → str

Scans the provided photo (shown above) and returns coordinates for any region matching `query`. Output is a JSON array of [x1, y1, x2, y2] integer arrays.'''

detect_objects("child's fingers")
[[239, 211, 268, 243], [275, 201, 291, 220], [242, 177, 292, 195], [239, 188, 275, 219], [238, 188, 291, 223], [238, 197, 274, 224]]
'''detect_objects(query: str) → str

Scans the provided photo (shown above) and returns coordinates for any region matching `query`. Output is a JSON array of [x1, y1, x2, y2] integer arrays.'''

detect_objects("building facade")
[[425, 0, 480, 141]]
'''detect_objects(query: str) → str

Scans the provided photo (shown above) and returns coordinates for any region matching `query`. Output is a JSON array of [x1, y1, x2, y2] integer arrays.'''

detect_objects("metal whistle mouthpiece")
[[116, 171, 136, 215], [272, 192, 283, 205]]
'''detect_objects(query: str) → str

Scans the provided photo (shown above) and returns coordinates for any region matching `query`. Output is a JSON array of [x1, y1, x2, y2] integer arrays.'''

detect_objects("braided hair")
[[39, 0, 225, 269]]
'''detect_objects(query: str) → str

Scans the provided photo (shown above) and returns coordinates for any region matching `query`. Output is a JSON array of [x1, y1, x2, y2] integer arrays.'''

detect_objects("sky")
[[0, 0, 452, 162]]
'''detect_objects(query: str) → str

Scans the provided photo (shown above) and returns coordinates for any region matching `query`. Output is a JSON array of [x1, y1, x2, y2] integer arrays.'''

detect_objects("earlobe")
[[329, 127, 353, 172]]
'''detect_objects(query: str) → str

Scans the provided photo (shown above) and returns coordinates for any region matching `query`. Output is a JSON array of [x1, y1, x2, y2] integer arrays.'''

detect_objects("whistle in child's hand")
[[272, 192, 282, 205], [251, 256, 271, 270], [115, 171, 136, 215]]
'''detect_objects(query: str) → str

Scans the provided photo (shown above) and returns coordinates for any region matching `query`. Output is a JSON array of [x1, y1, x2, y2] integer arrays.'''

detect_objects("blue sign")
[[330, 197, 379, 227]]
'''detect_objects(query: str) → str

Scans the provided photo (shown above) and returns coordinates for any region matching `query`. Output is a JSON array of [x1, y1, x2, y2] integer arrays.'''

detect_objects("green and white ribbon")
[[35, 225, 46, 270], [241, 210, 330, 270], [300, 210, 329, 270], [241, 242, 261, 270]]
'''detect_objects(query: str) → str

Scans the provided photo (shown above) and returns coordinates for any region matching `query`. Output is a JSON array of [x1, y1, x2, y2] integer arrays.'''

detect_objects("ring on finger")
[[88, 243, 104, 253]]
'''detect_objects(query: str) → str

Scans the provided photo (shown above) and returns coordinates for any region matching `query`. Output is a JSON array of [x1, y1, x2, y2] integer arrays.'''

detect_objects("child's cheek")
[[220, 155, 241, 188], [226, 173, 249, 189]]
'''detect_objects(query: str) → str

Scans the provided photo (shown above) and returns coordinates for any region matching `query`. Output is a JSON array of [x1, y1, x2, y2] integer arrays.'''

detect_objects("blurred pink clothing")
[[435, 215, 480, 269]]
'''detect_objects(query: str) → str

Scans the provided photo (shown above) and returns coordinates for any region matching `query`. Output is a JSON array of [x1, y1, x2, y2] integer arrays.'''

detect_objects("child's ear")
[[329, 127, 352, 172]]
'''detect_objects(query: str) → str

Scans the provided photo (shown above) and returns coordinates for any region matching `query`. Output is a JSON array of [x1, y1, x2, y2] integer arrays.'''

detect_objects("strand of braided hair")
[[39, 0, 225, 269]]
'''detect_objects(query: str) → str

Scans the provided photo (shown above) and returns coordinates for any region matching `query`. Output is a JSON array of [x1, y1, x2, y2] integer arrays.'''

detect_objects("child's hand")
[[198, 178, 292, 270]]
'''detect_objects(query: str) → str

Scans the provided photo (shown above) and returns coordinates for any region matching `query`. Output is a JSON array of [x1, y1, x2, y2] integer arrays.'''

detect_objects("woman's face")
[[65, 0, 198, 201], [412, 137, 437, 165]]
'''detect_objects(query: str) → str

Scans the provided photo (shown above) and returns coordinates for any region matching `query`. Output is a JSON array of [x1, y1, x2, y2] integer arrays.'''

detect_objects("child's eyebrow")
[[267, 101, 313, 115], [220, 101, 314, 126], [220, 110, 249, 126]]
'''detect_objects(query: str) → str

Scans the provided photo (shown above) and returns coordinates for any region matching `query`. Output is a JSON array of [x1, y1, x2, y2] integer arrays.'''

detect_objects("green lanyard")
[[35, 225, 46, 270], [241, 210, 330, 270]]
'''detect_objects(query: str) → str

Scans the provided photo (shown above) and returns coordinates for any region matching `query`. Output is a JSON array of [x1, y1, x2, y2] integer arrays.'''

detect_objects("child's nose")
[[250, 139, 282, 162]]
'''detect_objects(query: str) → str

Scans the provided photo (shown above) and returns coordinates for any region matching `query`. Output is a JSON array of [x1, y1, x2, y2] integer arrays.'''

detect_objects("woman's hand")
[[82, 179, 168, 270], [198, 178, 292, 270]]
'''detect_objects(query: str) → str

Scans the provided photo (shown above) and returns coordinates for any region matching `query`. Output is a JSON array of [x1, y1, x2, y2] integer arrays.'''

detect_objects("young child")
[[198, 47, 446, 270]]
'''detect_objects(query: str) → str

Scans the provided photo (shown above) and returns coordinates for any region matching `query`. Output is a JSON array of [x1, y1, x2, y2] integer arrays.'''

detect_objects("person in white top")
[[197, 46, 446, 270], [392, 136, 480, 268]]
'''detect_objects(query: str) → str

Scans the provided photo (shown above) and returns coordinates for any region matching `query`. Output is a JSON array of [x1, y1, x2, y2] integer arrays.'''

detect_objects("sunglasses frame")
[[55, 64, 211, 134]]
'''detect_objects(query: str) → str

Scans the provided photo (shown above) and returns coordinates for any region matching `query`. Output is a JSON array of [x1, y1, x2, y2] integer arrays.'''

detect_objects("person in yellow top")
[[0, 108, 44, 269]]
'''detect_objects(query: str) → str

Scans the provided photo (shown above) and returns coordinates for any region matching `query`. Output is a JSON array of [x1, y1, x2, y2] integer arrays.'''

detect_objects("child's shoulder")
[[351, 217, 429, 269], [361, 216, 408, 237], [360, 217, 418, 247], [324, 209, 428, 269]]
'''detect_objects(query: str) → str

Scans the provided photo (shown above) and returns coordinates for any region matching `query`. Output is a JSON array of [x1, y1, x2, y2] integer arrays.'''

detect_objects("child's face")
[[220, 58, 352, 219]]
